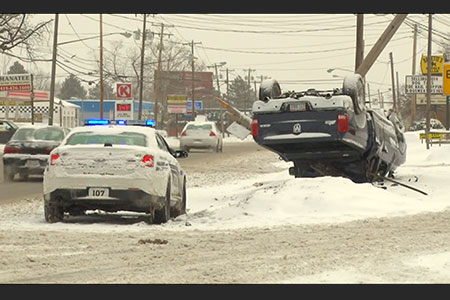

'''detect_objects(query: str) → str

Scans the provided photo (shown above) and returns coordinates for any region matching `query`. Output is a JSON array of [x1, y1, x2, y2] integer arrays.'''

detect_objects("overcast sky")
[[9, 13, 450, 101]]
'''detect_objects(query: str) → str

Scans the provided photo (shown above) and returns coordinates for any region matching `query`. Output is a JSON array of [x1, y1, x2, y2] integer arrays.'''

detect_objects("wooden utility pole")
[[138, 14, 147, 121], [425, 14, 433, 150], [396, 71, 400, 108], [243, 68, 255, 111], [100, 14, 104, 119], [356, 14, 407, 78], [48, 14, 58, 126], [152, 22, 173, 128], [411, 23, 418, 127], [389, 52, 397, 110], [355, 14, 364, 71], [183, 40, 201, 120]]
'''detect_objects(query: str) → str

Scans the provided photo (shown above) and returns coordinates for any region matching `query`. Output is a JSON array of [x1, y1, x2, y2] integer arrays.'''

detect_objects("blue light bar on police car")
[[116, 120, 127, 125], [146, 120, 155, 127], [85, 119, 110, 125]]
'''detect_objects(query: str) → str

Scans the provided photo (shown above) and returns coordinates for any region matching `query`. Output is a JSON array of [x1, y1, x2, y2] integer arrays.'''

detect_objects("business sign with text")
[[405, 75, 443, 94], [0, 74, 31, 92]]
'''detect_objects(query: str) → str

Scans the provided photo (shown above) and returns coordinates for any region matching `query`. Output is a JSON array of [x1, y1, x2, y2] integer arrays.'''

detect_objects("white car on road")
[[179, 121, 223, 152], [43, 120, 188, 224]]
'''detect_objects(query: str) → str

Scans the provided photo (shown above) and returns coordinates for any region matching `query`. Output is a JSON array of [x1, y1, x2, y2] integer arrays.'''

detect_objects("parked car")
[[252, 74, 407, 183], [179, 121, 223, 152], [0, 120, 19, 144], [43, 120, 188, 224], [2, 125, 70, 181]]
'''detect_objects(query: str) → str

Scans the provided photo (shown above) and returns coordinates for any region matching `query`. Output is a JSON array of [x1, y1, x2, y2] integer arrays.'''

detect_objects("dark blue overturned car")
[[251, 74, 406, 183]]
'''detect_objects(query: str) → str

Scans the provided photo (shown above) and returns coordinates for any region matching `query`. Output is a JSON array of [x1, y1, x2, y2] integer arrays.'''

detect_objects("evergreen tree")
[[58, 74, 87, 100], [226, 75, 254, 111], [7, 61, 27, 74], [88, 81, 115, 99]]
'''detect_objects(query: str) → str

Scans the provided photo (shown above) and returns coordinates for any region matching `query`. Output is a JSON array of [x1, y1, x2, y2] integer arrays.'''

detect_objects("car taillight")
[[251, 118, 259, 137], [4, 146, 21, 154], [142, 154, 154, 167], [50, 153, 60, 165], [337, 114, 349, 133], [209, 131, 216, 137], [181, 131, 187, 136]]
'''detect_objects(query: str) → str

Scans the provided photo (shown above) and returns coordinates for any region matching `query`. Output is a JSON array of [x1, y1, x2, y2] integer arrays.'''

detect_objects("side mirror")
[[174, 150, 188, 158]]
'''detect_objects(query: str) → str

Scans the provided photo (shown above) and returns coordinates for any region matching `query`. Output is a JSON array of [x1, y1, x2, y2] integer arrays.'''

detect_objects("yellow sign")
[[419, 132, 443, 139], [421, 55, 445, 75], [444, 63, 450, 95]]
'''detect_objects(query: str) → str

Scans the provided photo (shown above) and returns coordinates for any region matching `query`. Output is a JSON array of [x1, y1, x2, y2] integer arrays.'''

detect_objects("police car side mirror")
[[173, 150, 188, 158]]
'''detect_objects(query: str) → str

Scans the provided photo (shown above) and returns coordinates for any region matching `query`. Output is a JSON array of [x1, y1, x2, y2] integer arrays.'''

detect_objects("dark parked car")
[[251, 74, 407, 183], [0, 120, 19, 144], [3, 125, 70, 181]]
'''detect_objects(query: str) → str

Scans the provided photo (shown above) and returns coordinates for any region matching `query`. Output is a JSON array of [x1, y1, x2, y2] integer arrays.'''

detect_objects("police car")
[[43, 119, 188, 224]]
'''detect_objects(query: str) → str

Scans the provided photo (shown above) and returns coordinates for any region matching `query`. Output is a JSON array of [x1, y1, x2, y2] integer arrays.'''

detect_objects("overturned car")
[[251, 74, 406, 183]]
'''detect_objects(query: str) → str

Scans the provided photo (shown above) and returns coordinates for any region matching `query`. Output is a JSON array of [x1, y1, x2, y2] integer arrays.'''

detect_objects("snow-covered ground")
[[0, 130, 447, 231], [2, 130, 450, 283]]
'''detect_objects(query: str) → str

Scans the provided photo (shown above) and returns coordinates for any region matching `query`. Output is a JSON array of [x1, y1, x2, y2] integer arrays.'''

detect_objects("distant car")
[[179, 121, 223, 152], [2, 125, 70, 181], [42, 120, 188, 224], [0, 120, 19, 144]]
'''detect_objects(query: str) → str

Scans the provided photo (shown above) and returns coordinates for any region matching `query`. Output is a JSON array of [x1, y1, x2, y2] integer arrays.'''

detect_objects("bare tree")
[[0, 14, 51, 60]]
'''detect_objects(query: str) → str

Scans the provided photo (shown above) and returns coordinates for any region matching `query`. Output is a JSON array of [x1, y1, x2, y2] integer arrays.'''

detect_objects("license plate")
[[25, 160, 40, 168], [88, 187, 109, 198]]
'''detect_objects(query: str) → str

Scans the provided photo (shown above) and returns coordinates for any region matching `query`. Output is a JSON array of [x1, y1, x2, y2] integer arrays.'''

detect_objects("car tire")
[[154, 180, 171, 224], [171, 178, 186, 218], [259, 79, 281, 101], [44, 202, 64, 223], [343, 74, 365, 114], [3, 166, 14, 182]]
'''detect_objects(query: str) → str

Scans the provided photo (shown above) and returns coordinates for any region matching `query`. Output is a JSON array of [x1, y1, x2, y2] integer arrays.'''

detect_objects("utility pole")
[[355, 14, 364, 71], [243, 68, 255, 112], [396, 71, 400, 108], [152, 22, 173, 128], [138, 14, 147, 121], [183, 40, 201, 120], [99, 14, 104, 119], [389, 52, 396, 110], [207, 62, 226, 137], [411, 23, 418, 127], [356, 14, 407, 78], [48, 14, 58, 126], [425, 14, 433, 150]]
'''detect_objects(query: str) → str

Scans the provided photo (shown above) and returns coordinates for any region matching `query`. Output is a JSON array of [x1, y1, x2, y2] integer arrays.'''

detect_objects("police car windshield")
[[66, 131, 147, 147]]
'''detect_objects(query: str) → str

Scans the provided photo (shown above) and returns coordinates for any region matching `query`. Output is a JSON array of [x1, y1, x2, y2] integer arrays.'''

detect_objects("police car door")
[[155, 133, 181, 197]]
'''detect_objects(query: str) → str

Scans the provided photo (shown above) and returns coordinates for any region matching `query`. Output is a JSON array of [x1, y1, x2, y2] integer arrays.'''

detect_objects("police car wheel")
[[154, 181, 171, 224]]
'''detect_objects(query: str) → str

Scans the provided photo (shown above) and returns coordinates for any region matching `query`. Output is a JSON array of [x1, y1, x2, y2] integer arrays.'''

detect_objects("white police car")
[[43, 119, 188, 224]]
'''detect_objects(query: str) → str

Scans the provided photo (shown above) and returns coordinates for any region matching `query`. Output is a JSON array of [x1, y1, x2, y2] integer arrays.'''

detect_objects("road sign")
[[405, 75, 443, 94], [116, 83, 132, 98], [0, 74, 31, 92], [421, 55, 445, 75], [186, 100, 203, 112], [443, 63, 450, 95]]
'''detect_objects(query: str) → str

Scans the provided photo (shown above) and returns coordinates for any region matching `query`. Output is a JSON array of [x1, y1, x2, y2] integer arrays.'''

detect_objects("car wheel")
[[3, 166, 14, 182], [259, 79, 281, 101], [154, 180, 171, 224], [44, 202, 64, 223], [171, 178, 186, 218]]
